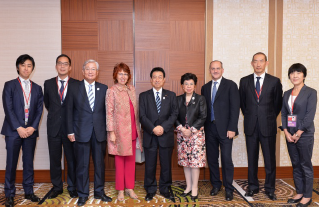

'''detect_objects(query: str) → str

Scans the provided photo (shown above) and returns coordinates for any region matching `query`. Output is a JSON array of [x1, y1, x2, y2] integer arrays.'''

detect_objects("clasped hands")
[[285, 130, 301, 143], [17, 127, 35, 138], [153, 125, 164, 136]]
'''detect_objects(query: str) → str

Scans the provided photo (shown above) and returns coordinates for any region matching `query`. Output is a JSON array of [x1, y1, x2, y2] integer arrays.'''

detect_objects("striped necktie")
[[211, 81, 217, 121], [156, 91, 161, 114], [88, 84, 94, 111]]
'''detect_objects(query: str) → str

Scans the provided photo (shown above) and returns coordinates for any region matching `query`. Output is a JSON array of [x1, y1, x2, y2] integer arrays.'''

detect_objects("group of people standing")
[[2, 52, 317, 207]]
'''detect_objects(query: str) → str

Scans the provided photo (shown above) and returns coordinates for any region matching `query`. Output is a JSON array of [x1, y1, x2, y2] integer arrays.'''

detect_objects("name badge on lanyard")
[[288, 90, 298, 128], [18, 78, 32, 125]]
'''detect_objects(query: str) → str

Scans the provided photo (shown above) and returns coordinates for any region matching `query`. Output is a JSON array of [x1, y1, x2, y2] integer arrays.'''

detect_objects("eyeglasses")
[[118, 73, 128, 77], [57, 62, 69, 66], [84, 68, 97, 72]]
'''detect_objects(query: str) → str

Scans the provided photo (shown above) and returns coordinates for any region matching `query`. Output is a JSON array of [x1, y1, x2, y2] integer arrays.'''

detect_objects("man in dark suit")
[[67, 59, 111, 206], [44, 54, 78, 199], [201, 61, 240, 201], [239, 52, 282, 200], [1, 54, 43, 207], [139, 67, 178, 201]]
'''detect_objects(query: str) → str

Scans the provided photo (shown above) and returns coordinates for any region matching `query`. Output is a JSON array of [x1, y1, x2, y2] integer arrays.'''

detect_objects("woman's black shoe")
[[296, 198, 312, 207], [287, 196, 303, 203], [180, 190, 191, 197], [190, 194, 198, 202]]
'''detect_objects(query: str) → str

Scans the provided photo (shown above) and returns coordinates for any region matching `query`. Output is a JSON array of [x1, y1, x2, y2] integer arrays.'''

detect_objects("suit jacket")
[[139, 88, 178, 148], [281, 85, 317, 136], [106, 84, 142, 156], [239, 73, 282, 137], [1, 78, 43, 137], [175, 93, 207, 130], [201, 77, 240, 137], [67, 80, 108, 142], [44, 77, 78, 137]]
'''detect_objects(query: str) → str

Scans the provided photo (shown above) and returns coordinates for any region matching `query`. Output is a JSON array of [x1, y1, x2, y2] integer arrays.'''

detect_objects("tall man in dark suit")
[[139, 67, 178, 201], [67, 59, 111, 206], [44, 54, 78, 199], [239, 52, 282, 200], [1, 54, 43, 207], [201, 61, 240, 201]]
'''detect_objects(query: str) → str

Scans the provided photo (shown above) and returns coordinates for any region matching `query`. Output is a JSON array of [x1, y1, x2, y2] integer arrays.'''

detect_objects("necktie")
[[211, 81, 217, 121], [256, 77, 261, 95], [156, 91, 161, 114], [60, 80, 65, 103], [88, 84, 94, 111], [24, 80, 30, 95]]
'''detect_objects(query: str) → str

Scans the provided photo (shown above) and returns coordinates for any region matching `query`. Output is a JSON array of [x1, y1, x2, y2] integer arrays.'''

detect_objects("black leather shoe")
[[48, 190, 63, 199], [160, 191, 174, 199], [287, 197, 303, 203], [225, 191, 233, 201], [296, 198, 312, 207], [145, 193, 155, 201], [77, 197, 88, 206], [94, 194, 112, 202], [180, 190, 191, 197], [190, 194, 198, 202], [25, 193, 41, 202], [68, 190, 78, 198], [5, 197, 14, 207], [245, 189, 259, 197], [210, 187, 221, 196], [265, 191, 277, 201]]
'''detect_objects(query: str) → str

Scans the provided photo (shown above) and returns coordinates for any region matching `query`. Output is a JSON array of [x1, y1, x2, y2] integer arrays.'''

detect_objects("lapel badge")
[[97, 88, 100, 91], [163, 97, 165, 100]]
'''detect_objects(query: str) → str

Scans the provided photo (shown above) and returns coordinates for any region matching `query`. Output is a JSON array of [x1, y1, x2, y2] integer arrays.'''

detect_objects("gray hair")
[[209, 60, 223, 69], [83, 59, 99, 70]]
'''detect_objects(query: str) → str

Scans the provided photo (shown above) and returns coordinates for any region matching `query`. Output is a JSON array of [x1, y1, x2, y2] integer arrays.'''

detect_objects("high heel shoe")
[[180, 190, 191, 197], [296, 198, 312, 207], [287, 196, 303, 203], [190, 194, 198, 202], [125, 189, 138, 199], [117, 190, 125, 201]]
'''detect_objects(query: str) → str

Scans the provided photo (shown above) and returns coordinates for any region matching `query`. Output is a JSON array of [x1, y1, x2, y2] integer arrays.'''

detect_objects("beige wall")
[[280, 0, 319, 166], [0, 0, 61, 170]]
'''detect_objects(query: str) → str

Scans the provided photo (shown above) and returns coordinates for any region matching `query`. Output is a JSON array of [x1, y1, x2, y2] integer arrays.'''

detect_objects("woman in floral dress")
[[175, 73, 207, 201]]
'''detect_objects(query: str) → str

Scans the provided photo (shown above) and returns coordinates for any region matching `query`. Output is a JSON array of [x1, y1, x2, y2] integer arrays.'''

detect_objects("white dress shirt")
[[153, 87, 162, 101], [18, 76, 31, 107], [57, 76, 69, 100], [254, 72, 265, 89], [84, 79, 95, 98]]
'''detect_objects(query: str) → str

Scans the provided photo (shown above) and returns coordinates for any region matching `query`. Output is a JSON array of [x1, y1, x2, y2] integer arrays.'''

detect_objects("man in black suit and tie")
[[67, 59, 111, 206], [239, 52, 282, 200], [139, 67, 178, 201], [1, 54, 43, 207], [44, 54, 78, 199], [201, 60, 240, 201]]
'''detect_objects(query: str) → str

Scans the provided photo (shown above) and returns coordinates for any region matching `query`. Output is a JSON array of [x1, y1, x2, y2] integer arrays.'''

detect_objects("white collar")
[[254, 72, 265, 79]]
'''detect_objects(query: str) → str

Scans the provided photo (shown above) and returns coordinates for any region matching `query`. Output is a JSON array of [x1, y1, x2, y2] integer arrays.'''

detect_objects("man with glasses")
[[67, 59, 111, 206], [44, 54, 78, 199]]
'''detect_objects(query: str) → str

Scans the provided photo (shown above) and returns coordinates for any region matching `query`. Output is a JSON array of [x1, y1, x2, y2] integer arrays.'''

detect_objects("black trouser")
[[246, 122, 276, 193], [205, 122, 234, 192], [144, 135, 173, 194], [48, 130, 77, 191], [287, 135, 314, 198]]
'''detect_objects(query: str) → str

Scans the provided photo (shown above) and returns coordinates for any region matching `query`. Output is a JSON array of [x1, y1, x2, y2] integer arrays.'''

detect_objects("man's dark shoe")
[[77, 197, 88, 206], [180, 190, 191, 197], [160, 191, 174, 200], [94, 194, 112, 202], [145, 193, 155, 201], [210, 187, 221, 196], [5, 197, 14, 207], [68, 190, 78, 198], [296, 198, 312, 207], [48, 190, 63, 199], [265, 191, 277, 201], [225, 191, 233, 201], [287, 197, 303, 203], [245, 189, 259, 197], [25, 193, 41, 202]]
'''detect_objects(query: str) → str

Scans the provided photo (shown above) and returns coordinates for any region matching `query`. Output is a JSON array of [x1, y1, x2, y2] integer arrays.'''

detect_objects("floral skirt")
[[177, 128, 206, 168]]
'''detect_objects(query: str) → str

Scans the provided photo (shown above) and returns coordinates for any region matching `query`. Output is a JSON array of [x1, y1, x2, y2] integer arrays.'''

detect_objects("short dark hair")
[[252, 52, 267, 61], [181, 73, 197, 85], [16, 54, 35, 74], [150, 67, 165, 78], [288, 63, 307, 81], [113, 62, 131, 84], [56, 54, 71, 66]]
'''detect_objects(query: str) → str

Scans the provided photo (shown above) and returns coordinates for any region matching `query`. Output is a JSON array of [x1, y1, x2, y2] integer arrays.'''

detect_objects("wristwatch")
[[295, 133, 299, 137]]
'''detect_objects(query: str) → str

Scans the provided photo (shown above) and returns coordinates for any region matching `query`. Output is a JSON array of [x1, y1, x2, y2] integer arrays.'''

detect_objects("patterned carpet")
[[1, 179, 319, 206]]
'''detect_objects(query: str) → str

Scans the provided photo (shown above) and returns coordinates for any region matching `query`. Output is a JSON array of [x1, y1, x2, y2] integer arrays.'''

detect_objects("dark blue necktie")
[[256, 77, 261, 95], [211, 82, 217, 121], [156, 92, 161, 113], [60, 80, 65, 103]]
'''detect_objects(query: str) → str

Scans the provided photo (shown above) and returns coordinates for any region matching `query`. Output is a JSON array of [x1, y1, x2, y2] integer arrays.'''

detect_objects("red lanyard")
[[290, 90, 298, 114], [56, 77, 70, 101], [17, 77, 32, 106], [255, 85, 263, 100]]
